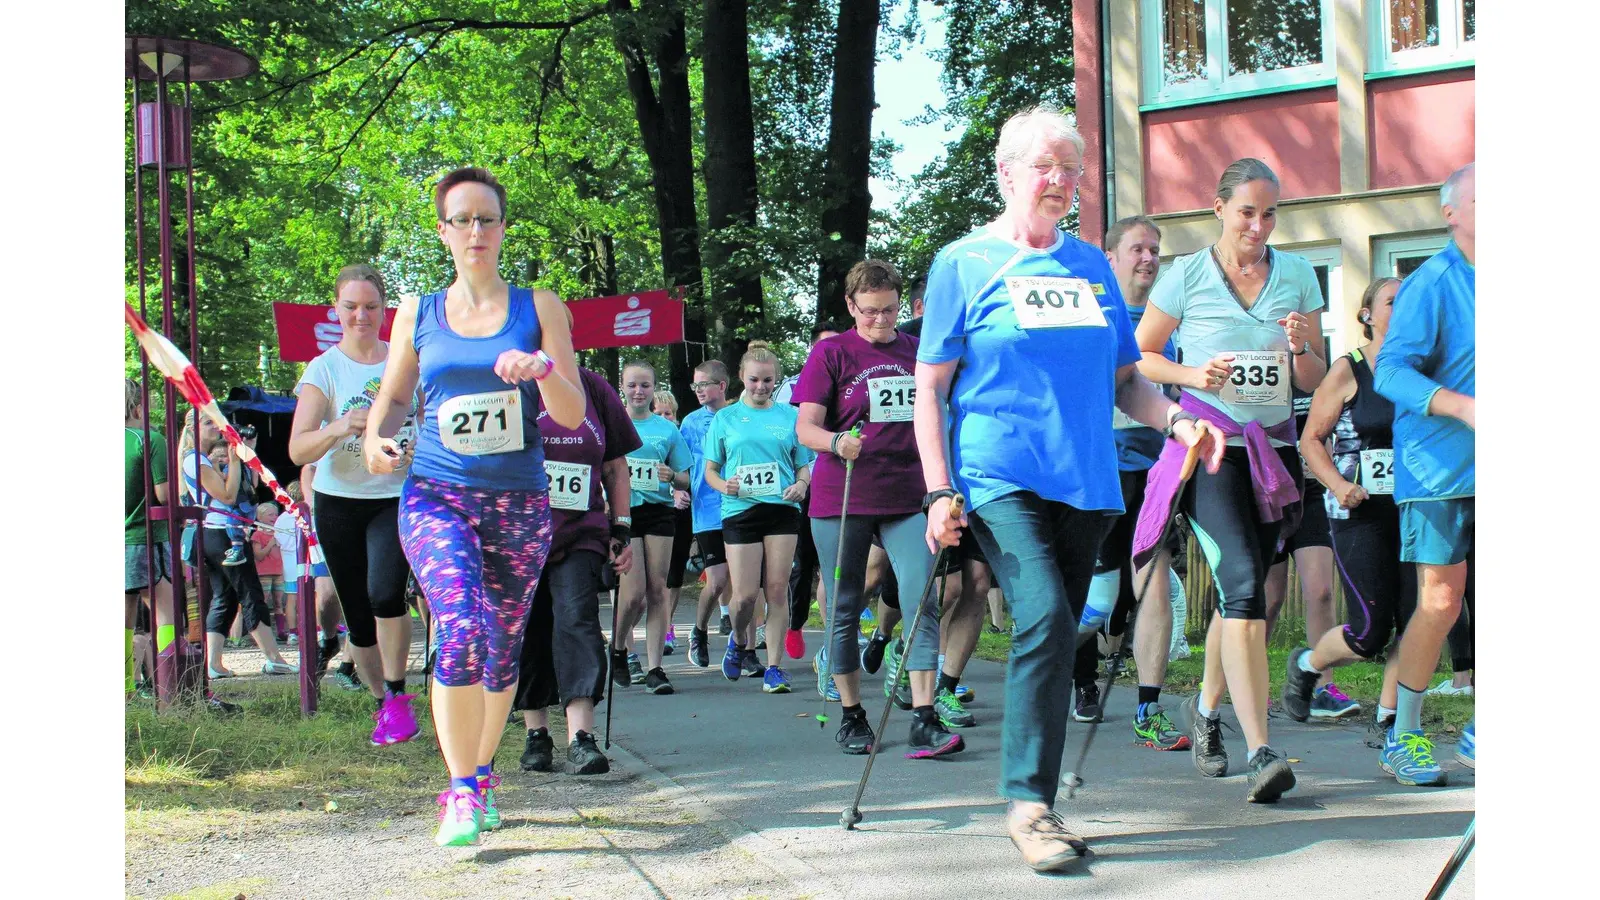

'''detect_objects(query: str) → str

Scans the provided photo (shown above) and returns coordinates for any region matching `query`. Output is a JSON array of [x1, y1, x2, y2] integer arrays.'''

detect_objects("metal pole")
[[297, 527, 318, 715]]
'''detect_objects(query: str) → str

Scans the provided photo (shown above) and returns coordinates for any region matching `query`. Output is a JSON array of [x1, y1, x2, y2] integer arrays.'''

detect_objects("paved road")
[[601, 605, 1475, 899]]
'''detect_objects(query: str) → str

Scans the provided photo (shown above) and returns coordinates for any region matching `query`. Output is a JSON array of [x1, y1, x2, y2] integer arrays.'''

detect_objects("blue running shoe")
[[1457, 719, 1474, 769], [1310, 683, 1362, 719], [763, 665, 792, 694], [1381, 728, 1448, 786], [813, 650, 840, 701], [861, 607, 875, 623], [721, 641, 744, 682]]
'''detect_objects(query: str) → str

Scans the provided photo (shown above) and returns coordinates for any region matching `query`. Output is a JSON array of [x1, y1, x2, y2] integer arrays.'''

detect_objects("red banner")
[[272, 303, 396, 363], [568, 289, 684, 350], [272, 288, 682, 362]]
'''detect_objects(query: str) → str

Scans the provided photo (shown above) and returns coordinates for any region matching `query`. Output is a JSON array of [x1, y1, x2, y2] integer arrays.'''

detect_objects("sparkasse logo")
[[615, 296, 651, 337]]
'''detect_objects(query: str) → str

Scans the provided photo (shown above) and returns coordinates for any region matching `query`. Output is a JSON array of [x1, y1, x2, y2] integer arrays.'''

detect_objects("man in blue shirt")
[[1372, 162, 1476, 785], [681, 360, 734, 664]]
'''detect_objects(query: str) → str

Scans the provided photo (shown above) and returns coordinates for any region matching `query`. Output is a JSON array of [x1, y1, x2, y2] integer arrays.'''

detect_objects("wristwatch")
[[1294, 342, 1312, 356], [921, 488, 958, 514], [1164, 409, 1200, 438]]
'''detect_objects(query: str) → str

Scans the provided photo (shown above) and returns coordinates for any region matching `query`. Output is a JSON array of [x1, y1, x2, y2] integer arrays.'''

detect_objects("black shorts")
[[666, 506, 696, 589], [721, 503, 803, 544], [630, 502, 678, 539], [695, 529, 728, 567], [1275, 480, 1332, 562]]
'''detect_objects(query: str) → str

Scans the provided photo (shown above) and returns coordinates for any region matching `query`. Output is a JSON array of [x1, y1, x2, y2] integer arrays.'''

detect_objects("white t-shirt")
[[296, 345, 416, 499], [273, 515, 301, 570]]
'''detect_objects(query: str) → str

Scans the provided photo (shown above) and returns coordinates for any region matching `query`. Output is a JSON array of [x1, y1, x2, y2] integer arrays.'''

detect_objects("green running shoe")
[[1133, 702, 1191, 751], [480, 773, 502, 829], [934, 686, 977, 728], [882, 637, 905, 703], [434, 790, 483, 847]]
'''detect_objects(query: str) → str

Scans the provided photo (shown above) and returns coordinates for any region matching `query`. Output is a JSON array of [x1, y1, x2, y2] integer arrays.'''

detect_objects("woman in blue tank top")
[[362, 167, 586, 847]]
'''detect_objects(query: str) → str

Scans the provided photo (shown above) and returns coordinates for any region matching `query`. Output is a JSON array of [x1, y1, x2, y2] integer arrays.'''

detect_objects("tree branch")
[[308, 29, 448, 191]]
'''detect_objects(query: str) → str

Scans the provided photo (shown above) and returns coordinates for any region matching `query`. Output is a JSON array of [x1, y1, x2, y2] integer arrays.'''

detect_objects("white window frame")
[[1291, 243, 1345, 359], [1368, 0, 1476, 74], [1373, 232, 1449, 278], [1142, 0, 1335, 105]]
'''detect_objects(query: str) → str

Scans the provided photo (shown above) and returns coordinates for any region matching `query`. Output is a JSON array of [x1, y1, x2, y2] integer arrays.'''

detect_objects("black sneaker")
[[521, 727, 555, 772], [204, 691, 243, 716], [1185, 694, 1229, 778], [1366, 708, 1397, 749], [718, 614, 732, 636], [1246, 745, 1296, 803], [1282, 646, 1319, 722], [836, 713, 874, 755], [1072, 683, 1103, 723], [906, 713, 965, 759], [316, 637, 340, 675], [862, 633, 890, 675], [689, 627, 709, 668], [334, 662, 364, 692], [890, 681, 913, 711], [610, 647, 631, 688], [567, 730, 610, 775], [645, 667, 674, 695], [739, 649, 765, 679]]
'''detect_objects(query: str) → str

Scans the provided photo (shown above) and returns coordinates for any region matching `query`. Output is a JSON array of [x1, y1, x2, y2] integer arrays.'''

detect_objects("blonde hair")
[[622, 359, 655, 383], [740, 340, 780, 378], [652, 390, 678, 416]]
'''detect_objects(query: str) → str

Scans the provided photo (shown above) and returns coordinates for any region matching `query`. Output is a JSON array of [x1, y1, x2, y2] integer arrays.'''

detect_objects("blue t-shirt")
[[625, 413, 692, 507], [704, 399, 817, 518], [1148, 248, 1325, 447], [679, 404, 723, 532], [411, 286, 549, 491], [1115, 302, 1178, 471], [1373, 241, 1475, 503], [917, 226, 1142, 514]]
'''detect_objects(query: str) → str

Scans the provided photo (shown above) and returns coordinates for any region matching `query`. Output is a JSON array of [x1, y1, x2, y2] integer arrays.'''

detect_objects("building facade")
[[1074, 0, 1475, 357]]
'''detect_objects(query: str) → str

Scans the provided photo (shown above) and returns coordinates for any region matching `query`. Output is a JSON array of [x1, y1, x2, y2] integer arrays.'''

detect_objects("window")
[[1370, 0, 1476, 73], [1293, 244, 1345, 359], [1373, 232, 1449, 279], [1144, 0, 1333, 105]]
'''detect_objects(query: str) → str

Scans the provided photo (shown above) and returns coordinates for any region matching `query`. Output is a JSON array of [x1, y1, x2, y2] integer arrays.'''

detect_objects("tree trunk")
[[608, 0, 705, 414], [815, 0, 881, 327], [702, 0, 764, 383]]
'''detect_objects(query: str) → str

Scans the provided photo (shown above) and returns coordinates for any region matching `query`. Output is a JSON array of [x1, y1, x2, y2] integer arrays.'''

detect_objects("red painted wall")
[[1143, 88, 1340, 214], [1073, 0, 1105, 246], [1368, 69, 1475, 190]]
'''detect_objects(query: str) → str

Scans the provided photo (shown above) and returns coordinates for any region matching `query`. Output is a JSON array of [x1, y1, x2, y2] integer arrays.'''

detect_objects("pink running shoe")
[[371, 693, 421, 745]]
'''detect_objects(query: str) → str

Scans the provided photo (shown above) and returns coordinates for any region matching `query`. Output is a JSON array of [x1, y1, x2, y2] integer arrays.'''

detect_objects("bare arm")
[[1133, 305, 1231, 390], [192, 449, 241, 505], [363, 298, 422, 473], [797, 401, 863, 461], [602, 457, 631, 519], [1300, 356, 1358, 495], [1113, 364, 1179, 430], [1287, 309, 1329, 392], [913, 359, 958, 493], [532, 290, 585, 430], [290, 383, 360, 466]]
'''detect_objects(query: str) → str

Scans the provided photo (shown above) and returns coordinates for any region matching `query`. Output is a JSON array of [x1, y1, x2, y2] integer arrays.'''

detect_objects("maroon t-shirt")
[[790, 329, 923, 518], [538, 368, 641, 560]]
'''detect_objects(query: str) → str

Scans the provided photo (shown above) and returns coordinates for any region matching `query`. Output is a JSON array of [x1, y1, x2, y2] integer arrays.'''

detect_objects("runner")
[[1371, 162, 1475, 783], [1080, 215, 1189, 750], [289, 263, 421, 745], [705, 341, 816, 693], [1283, 277, 1420, 741], [515, 362, 640, 776], [614, 360, 693, 694], [1131, 158, 1327, 804], [778, 322, 842, 653], [361, 166, 585, 847], [916, 106, 1222, 871], [653, 388, 693, 658], [795, 259, 961, 757], [1262, 378, 1356, 718], [679, 360, 736, 668]]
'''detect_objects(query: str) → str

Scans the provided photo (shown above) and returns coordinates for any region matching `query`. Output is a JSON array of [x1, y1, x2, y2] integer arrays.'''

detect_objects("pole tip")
[[841, 807, 862, 829]]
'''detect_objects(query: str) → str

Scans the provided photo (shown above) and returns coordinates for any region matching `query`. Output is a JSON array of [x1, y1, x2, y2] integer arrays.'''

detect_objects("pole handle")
[[1179, 441, 1202, 481]]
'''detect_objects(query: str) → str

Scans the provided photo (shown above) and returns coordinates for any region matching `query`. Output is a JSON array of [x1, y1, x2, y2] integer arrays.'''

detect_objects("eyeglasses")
[[852, 304, 900, 320], [1029, 162, 1083, 178], [691, 381, 725, 390], [442, 214, 504, 230]]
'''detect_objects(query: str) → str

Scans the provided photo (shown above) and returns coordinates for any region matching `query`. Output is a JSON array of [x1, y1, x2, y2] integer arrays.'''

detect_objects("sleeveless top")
[[1324, 347, 1396, 521], [411, 285, 550, 491]]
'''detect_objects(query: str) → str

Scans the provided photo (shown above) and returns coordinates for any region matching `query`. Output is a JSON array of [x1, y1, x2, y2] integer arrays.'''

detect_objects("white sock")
[[1198, 700, 1219, 721], [1378, 704, 1396, 721], [1298, 653, 1321, 675], [720, 605, 730, 616]]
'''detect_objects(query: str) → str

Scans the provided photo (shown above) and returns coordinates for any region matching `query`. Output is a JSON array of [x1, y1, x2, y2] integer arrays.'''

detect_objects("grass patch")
[[158, 877, 272, 900]]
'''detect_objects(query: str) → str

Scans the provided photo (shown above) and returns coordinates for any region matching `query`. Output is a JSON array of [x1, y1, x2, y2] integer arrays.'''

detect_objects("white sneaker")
[[1425, 681, 1473, 697], [1169, 642, 1192, 662]]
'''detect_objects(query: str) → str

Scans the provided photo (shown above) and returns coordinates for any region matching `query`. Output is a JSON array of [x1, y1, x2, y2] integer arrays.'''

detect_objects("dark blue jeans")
[[969, 492, 1113, 806]]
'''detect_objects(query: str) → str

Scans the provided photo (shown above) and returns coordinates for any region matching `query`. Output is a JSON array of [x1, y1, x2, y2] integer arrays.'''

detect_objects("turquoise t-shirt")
[[1148, 247, 1325, 447], [625, 413, 692, 507], [917, 226, 1142, 514], [704, 399, 817, 518]]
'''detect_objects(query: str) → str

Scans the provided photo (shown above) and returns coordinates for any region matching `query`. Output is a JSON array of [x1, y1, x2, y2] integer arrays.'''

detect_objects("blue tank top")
[[411, 286, 550, 491]]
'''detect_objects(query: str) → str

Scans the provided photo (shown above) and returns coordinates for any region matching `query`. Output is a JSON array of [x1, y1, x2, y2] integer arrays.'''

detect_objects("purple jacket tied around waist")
[[1131, 392, 1301, 569]]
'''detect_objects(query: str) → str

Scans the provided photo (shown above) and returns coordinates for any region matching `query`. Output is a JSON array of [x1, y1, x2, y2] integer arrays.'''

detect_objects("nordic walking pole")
[[842, 494, 964, 830], [603, 565, 621, 750], [818, 425, 862, 728], [1423, 817, 1474, 900], [1064, 442, 1201, 797]]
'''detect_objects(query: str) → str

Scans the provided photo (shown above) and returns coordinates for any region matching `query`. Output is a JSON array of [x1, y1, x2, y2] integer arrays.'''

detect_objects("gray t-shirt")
[[1149, 247, 1324, 447]]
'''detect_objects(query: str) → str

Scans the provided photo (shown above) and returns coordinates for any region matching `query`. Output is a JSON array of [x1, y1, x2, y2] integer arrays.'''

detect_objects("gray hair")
[[994, 105, 1086, 199], [1440, 162, 1474, 209], [1216, 158, 1280, 203]]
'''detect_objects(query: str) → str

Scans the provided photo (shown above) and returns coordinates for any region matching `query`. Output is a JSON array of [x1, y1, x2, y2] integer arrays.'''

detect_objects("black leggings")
[[313, 492, 410, 649], [1331, 501, 1417, 659], [514, 550, 609, 711], [1181, 445, 1300, 620], [1095, 468, 1147, 638], [665, 506, 695, 590], [788, 495, 819, 631], [1447, 547, 1475, 672], [202, 528, 273, 635]]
